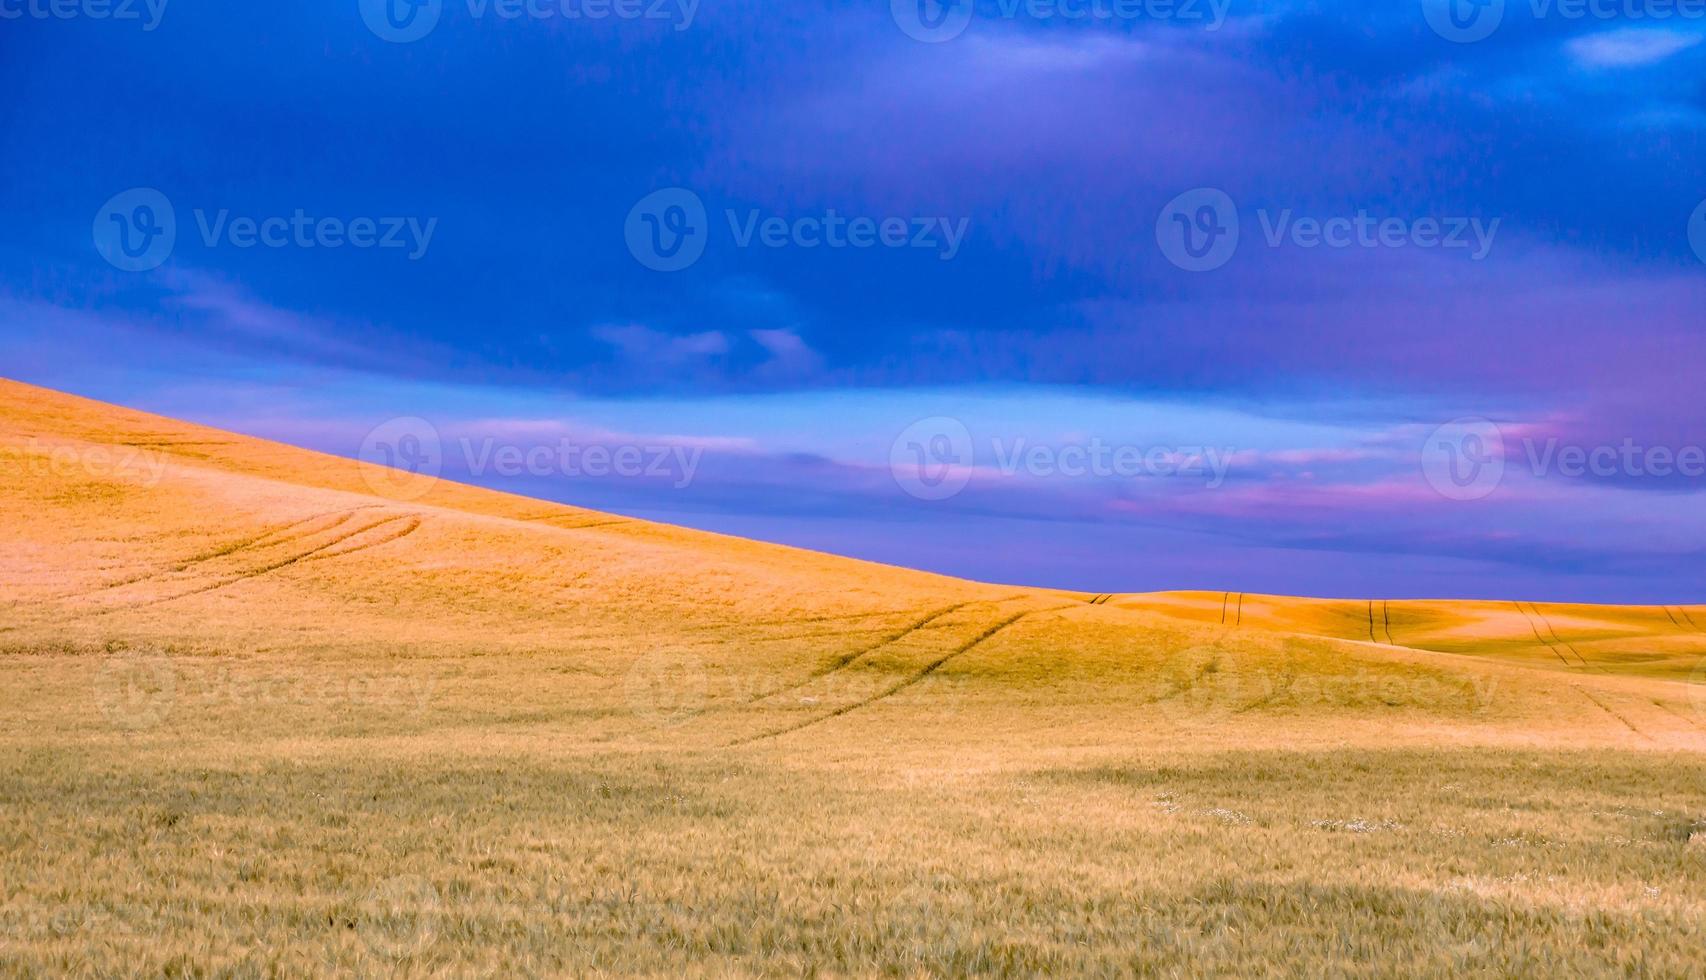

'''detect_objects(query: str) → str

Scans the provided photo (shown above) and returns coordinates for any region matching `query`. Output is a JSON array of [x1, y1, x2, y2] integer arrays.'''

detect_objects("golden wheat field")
[[2, 377, 1706, 976]]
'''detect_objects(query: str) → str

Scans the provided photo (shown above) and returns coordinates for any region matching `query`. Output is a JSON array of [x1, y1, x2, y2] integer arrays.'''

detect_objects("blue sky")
[[2, 0, 1704, 600]]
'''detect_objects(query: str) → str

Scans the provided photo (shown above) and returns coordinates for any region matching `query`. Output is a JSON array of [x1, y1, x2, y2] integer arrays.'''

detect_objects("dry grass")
[[2, 378, 1705, 976]]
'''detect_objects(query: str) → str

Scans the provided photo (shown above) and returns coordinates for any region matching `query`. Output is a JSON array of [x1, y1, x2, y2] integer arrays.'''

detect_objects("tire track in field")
[[743, 601, 978, 704], [1677, 607, 1705, 632], [1665, 605, 1705, 635], [1527, 602, 1595, 671], [1382, 600, 1396, 645], [91, 514, 421, 613], [1649, 699, 1706, 733], [1575, 687, 1654, 742], [732, 605, 1072, 745], [1220, 592, 1231, 624], [522, 513, 632, 531], [677, 608, 917, 634], [51, 509, 365, 601], [1513, 602, 1587, 670], [1366, 601, 1379, 644], [1235, 593, 1244, 626], [302, 516, 423, 563]]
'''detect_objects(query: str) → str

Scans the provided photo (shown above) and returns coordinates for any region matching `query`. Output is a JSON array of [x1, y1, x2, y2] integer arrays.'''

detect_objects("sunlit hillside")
[[3, 378, 1705, 975]]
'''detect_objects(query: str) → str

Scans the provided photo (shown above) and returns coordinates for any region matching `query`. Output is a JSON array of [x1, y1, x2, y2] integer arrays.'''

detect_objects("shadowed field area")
[[3, 378, 1705, 975]]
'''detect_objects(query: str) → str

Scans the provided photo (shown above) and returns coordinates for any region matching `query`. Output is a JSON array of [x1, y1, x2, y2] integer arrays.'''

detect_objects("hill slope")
[[5, 378, 1706, 975], [3, 377, 1702, 751]]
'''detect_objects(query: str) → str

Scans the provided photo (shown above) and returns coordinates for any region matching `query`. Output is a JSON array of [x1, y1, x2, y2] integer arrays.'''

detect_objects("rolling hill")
[[3, 377, 1702, 751], [3, 377, 1704, 975]]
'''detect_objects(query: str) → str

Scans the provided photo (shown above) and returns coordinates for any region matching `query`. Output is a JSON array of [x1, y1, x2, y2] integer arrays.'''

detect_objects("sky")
[[2, 0, 1704, 601]]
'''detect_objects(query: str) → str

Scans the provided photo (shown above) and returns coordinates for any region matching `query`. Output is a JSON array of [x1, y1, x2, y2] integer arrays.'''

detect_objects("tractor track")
[[744, 601, 977, 704], [676, 607, 931, 633], [1650, 699, 1706, 733], [731, 605, 1072, 745], [1575, 687, 1654, 742], [88, 514, 422, 614], [1526, 602, 1594, 671], [50, 509, 367, 601], [1678, 607, 1705, 632], [302, 516, 423, 563], [1666, 605, 1704, 634], [521, 513, 632, 531], [1514, 602, 1591, 670], [1216, 592, 1245, 625]]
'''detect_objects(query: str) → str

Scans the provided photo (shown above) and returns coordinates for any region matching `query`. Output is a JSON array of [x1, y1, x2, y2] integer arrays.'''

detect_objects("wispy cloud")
[[1567, 28, 1704, 68]]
